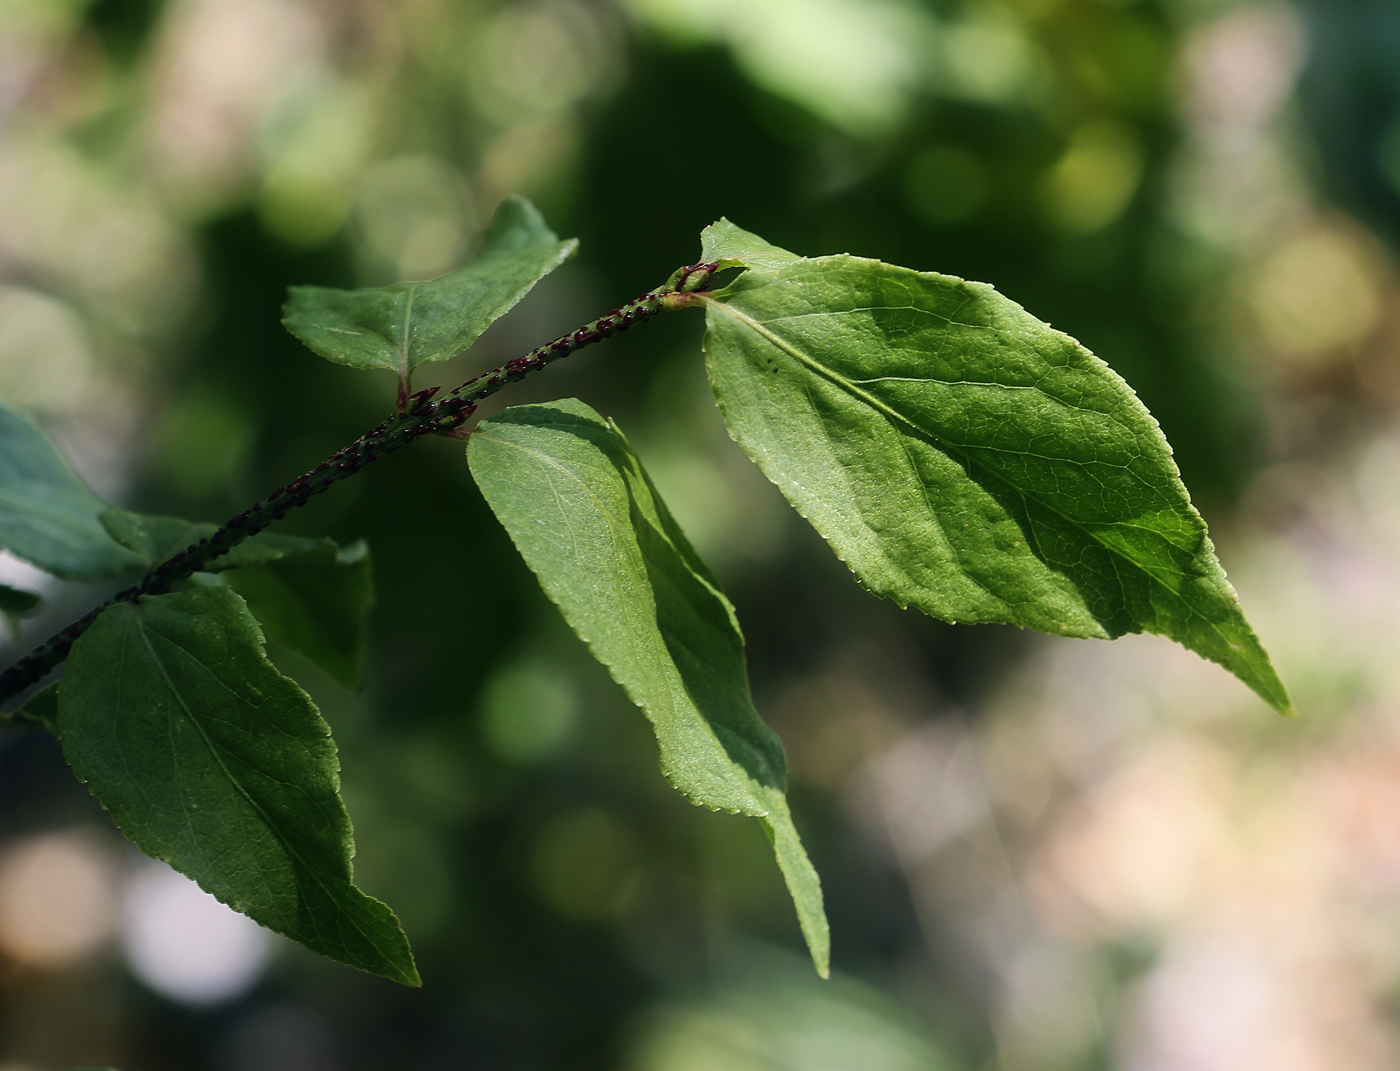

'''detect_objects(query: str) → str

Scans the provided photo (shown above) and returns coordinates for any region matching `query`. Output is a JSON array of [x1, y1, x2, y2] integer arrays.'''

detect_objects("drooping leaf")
[[100, 508, 323, 570], [697, 222, 1292, 716], [282, 196, 577, 384], [468, 399, 829, 975], [224, 540, 374, 690], [0, 403, 146, 580], [58, 586, 418, 984]]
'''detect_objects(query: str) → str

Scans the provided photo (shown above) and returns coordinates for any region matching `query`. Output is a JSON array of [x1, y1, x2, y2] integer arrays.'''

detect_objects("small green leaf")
[[0, 583, 41, 617], [699, 222, 1292, 716], [224, 540, 374, 690], [282, 196, 577, 385], [59, 586, 418, 985], [468, 399, 829, 976], [0, 402, 147, 580]]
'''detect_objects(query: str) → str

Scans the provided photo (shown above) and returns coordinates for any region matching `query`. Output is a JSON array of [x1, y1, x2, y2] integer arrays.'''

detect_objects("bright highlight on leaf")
[[0, 402, 147, 580], [468, 399, 830, 976], [58, 586, 418, 985], [698, 221, 1292, 716], [281, 196, 577, 392]]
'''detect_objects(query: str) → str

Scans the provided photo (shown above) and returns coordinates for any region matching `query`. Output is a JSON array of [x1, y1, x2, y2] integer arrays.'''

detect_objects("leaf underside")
[[467, 399, 829, 976], [700, 220, 1292, 716], [0, 403, 147, 580], [281, 196, 577, 381], [58, 586, 417, 984]]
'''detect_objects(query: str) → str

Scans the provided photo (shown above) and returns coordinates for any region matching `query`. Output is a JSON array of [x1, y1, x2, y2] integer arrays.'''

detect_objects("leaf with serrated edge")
[[0, 402, 146, 580], [58, 586, 418, 984], [468, 399, 829, 975], [282, 196, 577, 384], [701, 218, 801, 271], [699, 221, 1292, 716]]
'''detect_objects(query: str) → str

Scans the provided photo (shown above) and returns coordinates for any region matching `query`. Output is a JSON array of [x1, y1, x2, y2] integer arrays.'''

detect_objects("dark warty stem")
[[0, 270, 717, 712]]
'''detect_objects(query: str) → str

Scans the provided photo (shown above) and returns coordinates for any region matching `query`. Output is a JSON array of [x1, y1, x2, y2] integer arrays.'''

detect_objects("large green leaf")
[[224, 540, 374, 690], [58, 586, 418, 984], [0, 403, 146, 580], [698, 222, 1292, 716], [282, 196, 577, 384], [468, 399, 829, 975]]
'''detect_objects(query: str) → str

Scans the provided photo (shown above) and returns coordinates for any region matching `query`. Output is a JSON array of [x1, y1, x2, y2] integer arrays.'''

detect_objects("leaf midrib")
[[125, 599, 392, 964], [397, 284, 419, 378], [707, 297, 1218, 629]]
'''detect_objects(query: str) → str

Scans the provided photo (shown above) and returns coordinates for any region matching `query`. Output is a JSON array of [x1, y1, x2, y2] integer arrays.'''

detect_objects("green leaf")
[[9, 680, 58, 734], [99, 508, 324, 571], [699, 222, 1292, 716], [58, 586, 418, 985], [468, 399, 829, 975], [0, 402, 147, 580], [282, 196, 577, 385], [0, 583, 41, 617], [701, 218, 801, 271], [224, 540, 374, 690]]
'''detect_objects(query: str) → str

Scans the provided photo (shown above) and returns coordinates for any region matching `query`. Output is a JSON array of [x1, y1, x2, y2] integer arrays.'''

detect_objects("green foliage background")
[[0, 0, 1395, 1069]]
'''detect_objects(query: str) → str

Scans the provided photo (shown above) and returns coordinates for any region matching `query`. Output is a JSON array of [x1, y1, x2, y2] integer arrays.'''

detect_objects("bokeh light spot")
[[481, 657, 578, 763], [529, 807, 640, 920], [0, 287, 95, 411], [1248, 224, 1384, 363], [355, 155, 474, 282], [121, 863, 271, 1006], [0, 830, 118, 970], [1042, 120, 1143, 233], [905, 144, 987, 227]]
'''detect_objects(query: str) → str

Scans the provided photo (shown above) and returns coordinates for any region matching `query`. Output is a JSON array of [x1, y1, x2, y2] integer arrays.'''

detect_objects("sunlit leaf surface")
[[700, 221, 1292, 715], [468, 399, 829, 975]]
